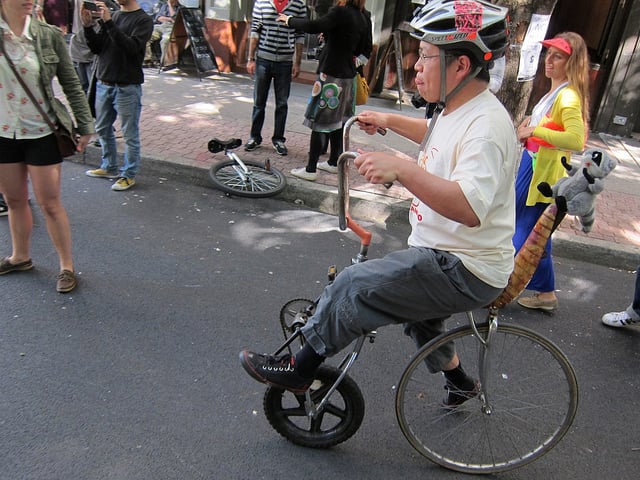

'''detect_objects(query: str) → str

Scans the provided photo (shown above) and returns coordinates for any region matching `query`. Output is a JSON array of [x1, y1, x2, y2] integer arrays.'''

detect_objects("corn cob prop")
[[491, 203, 566, 309]]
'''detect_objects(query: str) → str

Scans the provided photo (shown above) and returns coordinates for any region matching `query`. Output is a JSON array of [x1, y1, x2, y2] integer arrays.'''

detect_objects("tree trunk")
[[495, 0, 558, 123]]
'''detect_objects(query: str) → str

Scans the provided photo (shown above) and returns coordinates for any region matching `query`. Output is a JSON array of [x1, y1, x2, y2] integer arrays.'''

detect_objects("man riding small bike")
[[240, 0, 517, 408]]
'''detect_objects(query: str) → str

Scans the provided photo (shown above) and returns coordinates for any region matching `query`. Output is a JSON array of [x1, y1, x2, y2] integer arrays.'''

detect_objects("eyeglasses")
[[417, 53, 441, 61]]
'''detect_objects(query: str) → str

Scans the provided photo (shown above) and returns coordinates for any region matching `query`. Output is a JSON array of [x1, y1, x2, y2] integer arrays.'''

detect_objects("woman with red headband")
[[514, 32, 590, 312]]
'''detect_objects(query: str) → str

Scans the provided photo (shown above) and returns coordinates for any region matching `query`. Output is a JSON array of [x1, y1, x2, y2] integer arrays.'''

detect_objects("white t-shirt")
[[407, 89, 518, 288]]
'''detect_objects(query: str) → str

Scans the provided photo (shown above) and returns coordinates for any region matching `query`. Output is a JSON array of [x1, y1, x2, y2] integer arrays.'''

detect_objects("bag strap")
[[0, 37, 58, 132]]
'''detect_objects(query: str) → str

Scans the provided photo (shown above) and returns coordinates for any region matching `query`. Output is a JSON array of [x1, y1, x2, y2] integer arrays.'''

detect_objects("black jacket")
[[289, 5, 367, 78]]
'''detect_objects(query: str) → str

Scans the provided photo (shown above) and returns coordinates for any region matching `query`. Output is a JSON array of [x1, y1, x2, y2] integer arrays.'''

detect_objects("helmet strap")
[[418, 54, 482, 153]]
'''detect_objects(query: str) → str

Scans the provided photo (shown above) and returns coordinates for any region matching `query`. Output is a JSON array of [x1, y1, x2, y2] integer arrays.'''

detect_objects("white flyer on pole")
[[517, 14, 551, 82]]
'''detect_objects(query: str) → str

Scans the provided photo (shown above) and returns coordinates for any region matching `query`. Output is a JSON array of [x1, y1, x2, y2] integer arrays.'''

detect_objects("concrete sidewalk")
[[76, 67, 640, 270]]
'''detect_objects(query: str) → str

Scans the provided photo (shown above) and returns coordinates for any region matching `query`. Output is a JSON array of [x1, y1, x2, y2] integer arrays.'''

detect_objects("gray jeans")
[[300, 247, 502, 372]]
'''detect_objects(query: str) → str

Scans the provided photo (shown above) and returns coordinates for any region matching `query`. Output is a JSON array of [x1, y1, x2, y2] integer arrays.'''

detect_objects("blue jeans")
[[74, 61, 94, 94], [250, 58, 292, 144], [95, 82, 143, 179]]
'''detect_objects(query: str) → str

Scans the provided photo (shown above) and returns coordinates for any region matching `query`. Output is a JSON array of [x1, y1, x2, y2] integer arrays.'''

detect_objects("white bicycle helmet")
[[410, 0, 509, 67]]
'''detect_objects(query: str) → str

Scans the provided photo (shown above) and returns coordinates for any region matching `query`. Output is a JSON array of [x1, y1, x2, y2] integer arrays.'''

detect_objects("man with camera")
[[81, 0, 153, 191]]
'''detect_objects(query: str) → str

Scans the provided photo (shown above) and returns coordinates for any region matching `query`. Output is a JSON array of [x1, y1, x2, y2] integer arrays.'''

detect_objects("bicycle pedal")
[[327, 265, 337, 282]]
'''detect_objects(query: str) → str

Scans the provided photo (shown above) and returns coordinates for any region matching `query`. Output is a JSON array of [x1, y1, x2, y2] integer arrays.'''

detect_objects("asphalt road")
[[1, 158, 639, 480]]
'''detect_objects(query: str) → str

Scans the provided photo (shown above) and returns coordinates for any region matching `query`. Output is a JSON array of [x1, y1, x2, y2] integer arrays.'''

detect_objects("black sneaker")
[[0, 200, 7, 217], [244, 138, 261, 151], [239, 350, 313, 393], [273, 140, 288, 156], [443, 378, 480, 409]]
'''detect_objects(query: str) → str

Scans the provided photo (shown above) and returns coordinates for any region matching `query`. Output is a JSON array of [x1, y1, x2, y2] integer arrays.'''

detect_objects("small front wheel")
[[263, 365, 365, 448], [208, 159, 286, 198]]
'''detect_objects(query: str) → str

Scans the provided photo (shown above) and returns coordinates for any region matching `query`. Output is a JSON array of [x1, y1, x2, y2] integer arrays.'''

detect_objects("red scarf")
[[274, 0, 289, 14]]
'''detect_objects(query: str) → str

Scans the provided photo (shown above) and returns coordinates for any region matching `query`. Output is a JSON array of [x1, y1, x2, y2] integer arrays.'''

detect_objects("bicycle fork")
[[469, 306, 500, 415]]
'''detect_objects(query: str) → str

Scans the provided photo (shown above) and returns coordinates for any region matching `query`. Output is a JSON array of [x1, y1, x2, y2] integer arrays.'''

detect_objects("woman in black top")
[[278, 0, 368, 181]]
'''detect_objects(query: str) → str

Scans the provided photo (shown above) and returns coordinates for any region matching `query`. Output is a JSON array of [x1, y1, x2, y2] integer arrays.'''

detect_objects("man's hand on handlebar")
[[356, 111, 388, 136], [354, 150, 398, 186]]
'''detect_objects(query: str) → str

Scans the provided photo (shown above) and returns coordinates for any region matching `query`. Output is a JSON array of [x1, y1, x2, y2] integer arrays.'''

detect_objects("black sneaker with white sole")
[[244, 138, 261, 151], [239, 350, 313, 393], [273, 140, 288, 156]]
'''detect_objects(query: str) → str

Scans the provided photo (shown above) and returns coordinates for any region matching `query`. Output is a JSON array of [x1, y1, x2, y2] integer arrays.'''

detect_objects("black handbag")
[[0, 39, 79, 157]]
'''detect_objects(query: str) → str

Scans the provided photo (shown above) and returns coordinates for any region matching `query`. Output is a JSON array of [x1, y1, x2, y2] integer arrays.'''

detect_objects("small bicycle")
[[207, 138, 286, 198], [260, 117, 578, 474]]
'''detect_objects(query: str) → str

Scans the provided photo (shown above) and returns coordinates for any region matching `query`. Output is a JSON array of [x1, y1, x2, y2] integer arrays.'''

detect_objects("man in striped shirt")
[[244, 0, 307, 156]]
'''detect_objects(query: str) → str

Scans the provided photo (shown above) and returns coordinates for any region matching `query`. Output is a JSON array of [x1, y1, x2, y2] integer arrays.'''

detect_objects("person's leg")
[[241, 248, 501, 392], [249, 59, 272, 144], [115, 84, 143, 179], [0, 162, 32, 265], [306, 130, 324, 172], [28, 163, 73, 273], [157, 23, 173, 64], [303, 249, 498, 358], [602, 267, 640, 327], [272, 60, 293, 144], [145, 27, 162, 63], [327, 128, 343, 166], [93, 82, 119, 173], [74, 61, 90, 94], [321, 133, 329, 155], [513, 151, 557, 308]]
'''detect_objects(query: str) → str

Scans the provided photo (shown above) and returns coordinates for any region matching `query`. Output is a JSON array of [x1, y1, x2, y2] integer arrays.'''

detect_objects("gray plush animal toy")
[[537, 149, 617, 233]]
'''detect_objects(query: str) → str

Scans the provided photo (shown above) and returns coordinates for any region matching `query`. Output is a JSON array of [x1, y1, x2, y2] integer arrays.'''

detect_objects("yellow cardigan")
[[526, 87, 586, 206]]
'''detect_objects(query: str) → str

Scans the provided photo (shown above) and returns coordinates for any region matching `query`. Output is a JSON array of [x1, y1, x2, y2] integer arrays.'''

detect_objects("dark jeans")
[[250, 58, 292, 144]]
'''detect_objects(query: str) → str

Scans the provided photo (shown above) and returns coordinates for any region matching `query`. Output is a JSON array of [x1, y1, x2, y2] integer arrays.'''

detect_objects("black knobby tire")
[[208, 159, 286, 198], [395, 323, 578, 474], [263, 365, 365, 448]]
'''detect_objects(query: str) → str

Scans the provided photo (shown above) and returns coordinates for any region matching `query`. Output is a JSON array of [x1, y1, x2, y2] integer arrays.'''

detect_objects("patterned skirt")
[[303, 73, 356, 133]]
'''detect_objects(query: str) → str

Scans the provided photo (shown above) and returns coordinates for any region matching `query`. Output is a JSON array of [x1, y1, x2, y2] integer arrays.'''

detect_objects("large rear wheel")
[[396, 323, 578, 474]]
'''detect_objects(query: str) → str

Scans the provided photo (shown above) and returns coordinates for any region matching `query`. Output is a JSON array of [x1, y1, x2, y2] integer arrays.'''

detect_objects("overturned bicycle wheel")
[[208, 158, 286, 198]]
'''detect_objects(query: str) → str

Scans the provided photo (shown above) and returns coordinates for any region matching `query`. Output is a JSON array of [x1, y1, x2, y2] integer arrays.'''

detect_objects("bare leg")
[[28, 164, 74, 272], [0, 163, 32, 263]]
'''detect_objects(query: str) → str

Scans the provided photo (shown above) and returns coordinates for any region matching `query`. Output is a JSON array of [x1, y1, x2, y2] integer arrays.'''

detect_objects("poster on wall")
[[517, 14, 551, 82]]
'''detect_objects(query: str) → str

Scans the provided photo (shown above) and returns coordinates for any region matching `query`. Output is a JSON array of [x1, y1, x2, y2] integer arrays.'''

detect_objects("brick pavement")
[[100, 68, 640, 258]]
